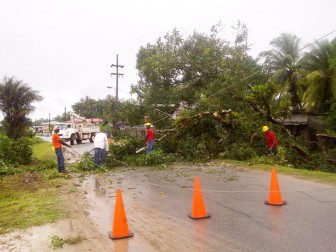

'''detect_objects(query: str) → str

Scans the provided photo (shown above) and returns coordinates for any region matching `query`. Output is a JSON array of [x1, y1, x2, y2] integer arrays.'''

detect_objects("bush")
[[109, 135, 144, 160], [27, 136, 45, 145], [72, 152, 97, 171], [126, 149, 178, 166], [175, 135, 205, 161], [219, 143, 257, 161], [249, 146, 288, 166], [0, 162, 16, 179], [0, 135, 33, 165], [161, 134, 221, 162]]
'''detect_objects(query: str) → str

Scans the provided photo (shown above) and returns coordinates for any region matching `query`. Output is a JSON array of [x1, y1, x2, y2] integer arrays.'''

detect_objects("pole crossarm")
[[110, 54, 124, 103]]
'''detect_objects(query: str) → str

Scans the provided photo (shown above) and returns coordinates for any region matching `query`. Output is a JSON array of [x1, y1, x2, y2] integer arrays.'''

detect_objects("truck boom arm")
[[70, 112, 86, 124]]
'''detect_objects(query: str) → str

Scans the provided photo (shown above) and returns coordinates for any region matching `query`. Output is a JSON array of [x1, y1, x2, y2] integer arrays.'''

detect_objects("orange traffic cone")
[[108, 189, 134, 240], [189, 176, 211, 219], [265, 168, 287, 206]]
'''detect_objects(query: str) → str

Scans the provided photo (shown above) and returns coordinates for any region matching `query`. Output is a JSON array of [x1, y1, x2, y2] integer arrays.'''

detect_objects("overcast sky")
[[0, 0, 335, 121]]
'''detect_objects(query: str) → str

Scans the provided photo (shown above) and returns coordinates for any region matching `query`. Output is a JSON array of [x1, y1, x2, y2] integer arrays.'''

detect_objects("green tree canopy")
[[259, 33, 304, 111], [301, 38, 336, 112], [133, 23, 264, 128], [72, 96, 105, 118], [0, 77, 42, 139]]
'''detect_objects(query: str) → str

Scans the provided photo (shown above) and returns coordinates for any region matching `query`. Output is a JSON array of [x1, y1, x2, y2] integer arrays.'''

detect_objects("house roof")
[[283, 113, 323, 127]]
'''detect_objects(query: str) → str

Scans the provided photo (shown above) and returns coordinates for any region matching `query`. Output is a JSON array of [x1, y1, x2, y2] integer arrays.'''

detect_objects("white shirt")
[[94, 133, 109, 151]]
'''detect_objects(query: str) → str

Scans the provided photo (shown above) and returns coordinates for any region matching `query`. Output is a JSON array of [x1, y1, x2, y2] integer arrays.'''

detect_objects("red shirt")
[[264, 131, 278, 148], [146, 128, 155, 142]]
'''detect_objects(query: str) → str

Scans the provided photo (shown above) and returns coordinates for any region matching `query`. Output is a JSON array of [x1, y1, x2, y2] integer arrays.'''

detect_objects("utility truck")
[[57, 112, 100, 145]]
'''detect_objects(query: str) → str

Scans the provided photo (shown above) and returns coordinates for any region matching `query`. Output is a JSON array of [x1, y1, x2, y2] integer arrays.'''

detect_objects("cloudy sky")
[[0, 0, 335, 121]]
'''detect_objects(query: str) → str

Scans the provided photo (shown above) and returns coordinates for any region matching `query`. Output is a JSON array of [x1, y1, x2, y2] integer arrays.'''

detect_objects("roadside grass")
[[225, 160, 336, 185], [0, 173, 71, 234], [32, 140, 54, 161], [0, 138, 72, 235]]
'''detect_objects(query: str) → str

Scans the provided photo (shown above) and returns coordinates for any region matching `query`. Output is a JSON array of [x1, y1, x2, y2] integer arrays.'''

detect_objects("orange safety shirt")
[[52, 133, 62, 149]]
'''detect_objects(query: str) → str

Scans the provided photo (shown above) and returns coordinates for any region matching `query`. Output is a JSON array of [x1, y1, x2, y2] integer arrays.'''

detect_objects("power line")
[[150, 28, 336, 125], [208, 28, 336, 100], [299, 29, 336, 52], [127, 0, 179, 53]]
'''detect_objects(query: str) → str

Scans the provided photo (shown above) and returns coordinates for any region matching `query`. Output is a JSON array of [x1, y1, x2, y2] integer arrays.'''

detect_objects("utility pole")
[[90, 102, 93, 123], [110, 54, 124, 103], [110, 54, 124, 130]]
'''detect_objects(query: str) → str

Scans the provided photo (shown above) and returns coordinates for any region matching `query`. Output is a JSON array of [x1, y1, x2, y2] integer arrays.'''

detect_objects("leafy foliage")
[[72, 96, 105, 119], [109, 133, 144, 160], [132, 25, 333, 170], [72, 152, 97, 171], [301, 39, 336, 112], [50, 234, 86, 249], [70, 95, 145, 128], [126, 149, 178, 166], [0, 77, 42, 139], [10, 27, 336, 174], [219, 143, 257, 161], [133, 23, 265, 131], [0, 135, 33, 165], [259, 33, 304, 110], [324, 100, 336, 133]]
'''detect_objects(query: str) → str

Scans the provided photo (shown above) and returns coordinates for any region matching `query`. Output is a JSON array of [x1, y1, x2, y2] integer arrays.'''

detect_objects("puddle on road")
[[2, 166, 274, 251], [268, 206, 284, 234], [82, 175, 115, 235], [81, 174, 159, 252], [0, 175, 115, 252]]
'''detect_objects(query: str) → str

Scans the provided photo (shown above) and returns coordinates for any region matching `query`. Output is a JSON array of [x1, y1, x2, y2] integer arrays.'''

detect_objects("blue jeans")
[[55, 148, 65, 172], [94, 148, 106, 167], [146, 140, 155, 154]]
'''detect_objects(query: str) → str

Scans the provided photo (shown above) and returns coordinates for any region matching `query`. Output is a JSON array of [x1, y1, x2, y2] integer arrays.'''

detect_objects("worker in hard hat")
[[145, 122, 155, 154], [52, 125, 72, 173], [262, 126, 278, 154]]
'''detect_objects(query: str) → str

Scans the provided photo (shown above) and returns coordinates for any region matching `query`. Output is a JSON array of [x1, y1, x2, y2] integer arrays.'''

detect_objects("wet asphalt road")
[[83, 164, 336, 252], [41, 136, 336, 251], [40, 136, 93, 155]]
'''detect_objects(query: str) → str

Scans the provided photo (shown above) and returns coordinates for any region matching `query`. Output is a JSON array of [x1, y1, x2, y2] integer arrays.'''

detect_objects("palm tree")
[[0, 77, 43, 139], [259, 33, 303, 111], [301, 39, 336, 112]]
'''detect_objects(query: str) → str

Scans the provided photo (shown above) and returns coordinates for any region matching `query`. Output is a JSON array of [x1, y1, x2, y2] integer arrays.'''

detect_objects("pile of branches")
[[154, 108, 335, 172]]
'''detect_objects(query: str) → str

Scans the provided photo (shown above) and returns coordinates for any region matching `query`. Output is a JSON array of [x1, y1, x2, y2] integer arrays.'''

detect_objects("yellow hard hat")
[[145, 122, 151, 126], [262, 126, 269, 132]]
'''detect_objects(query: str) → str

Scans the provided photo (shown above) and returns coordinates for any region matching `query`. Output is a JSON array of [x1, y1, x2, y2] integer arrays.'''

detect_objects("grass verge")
[[0, 173, 71, 234], [224, 159, 336, 185], [32, 140, 54, 161], [0, 138, 72, 235]]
